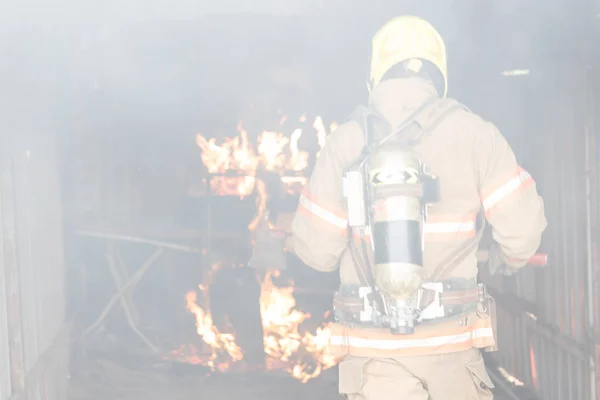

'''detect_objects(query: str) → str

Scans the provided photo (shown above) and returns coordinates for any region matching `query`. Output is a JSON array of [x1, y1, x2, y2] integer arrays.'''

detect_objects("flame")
[[185, 290, 243, 370], [178, 111, 339, 380], [260, 270, 336, 382], [195, 115, 336, 197], [174, 270, 336, 382]]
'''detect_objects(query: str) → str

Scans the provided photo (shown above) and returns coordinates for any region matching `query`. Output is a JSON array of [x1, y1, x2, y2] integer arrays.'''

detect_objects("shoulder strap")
[[350, 96, 468, 152], [349, 104, 390, 148]]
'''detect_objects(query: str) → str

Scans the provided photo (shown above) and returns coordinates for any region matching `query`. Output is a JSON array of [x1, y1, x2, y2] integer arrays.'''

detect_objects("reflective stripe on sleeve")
[[481, 168, 534, 214], [298, 194, 348, 230]]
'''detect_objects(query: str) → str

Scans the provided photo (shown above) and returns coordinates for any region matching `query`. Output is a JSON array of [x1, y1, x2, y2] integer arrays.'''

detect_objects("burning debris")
[[195, 115, 338, 197], [171, 270, 336, 383]]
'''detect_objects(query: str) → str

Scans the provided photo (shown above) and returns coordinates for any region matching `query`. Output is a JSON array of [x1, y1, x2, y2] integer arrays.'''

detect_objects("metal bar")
[[535, 335, 542, 398], [549, 103, 568, 338], [571, 71, 584, 345], [567, 353, 574, 400], [105, 252, 158, 352], [83, 247, 164, 335], [520, 317, 530, 386], [543, 337, 551, 400], [553, 343, 560, 400], [75, 230, 202, 253], [112, 245, 140, 326], [546, 108, 560, 332], [487, 286, 543, 321], [556, 108, 571, 338], [558, 348, 564, 400], [486, 368, 528, 400], [520, 314, 586, 399], [526, 328, 534, 388], [547, 338, 555, 400], [536, 340, 544, 400], [578, 358, 584, 400], [514, 316, 523, 382], [570, 137, 582, 341], [584, 70, 598, 400], [523, 316, 589, 361], [0, 157, 25, 394], [547, 338, 554, 400], [208, 171, 304, 178]]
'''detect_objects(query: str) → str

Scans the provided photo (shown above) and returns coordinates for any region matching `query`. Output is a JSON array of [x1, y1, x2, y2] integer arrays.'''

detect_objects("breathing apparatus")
[[340, 16, 450, 335], [343, 107, 442, 335]]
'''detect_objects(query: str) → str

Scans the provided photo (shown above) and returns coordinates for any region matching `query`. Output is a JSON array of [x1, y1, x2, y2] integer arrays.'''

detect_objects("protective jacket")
[[290, 76, 547, 358]]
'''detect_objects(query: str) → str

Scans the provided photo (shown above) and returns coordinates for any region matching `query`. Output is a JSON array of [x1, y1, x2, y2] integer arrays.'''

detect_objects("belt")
[[333, 280, 487, 325]]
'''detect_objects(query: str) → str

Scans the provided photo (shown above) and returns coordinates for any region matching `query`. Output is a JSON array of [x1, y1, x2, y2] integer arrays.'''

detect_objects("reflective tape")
[[481, 168, 534, 213], [328, 316, 496, 358], [354, 214, 477, 242], [424, 220, 476, 235], [330, 328, 494, 351], [298, 194, 348, 230]]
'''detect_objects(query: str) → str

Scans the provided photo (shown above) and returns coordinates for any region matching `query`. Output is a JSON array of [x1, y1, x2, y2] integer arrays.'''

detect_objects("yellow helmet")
[[370, 16, 448, 97]]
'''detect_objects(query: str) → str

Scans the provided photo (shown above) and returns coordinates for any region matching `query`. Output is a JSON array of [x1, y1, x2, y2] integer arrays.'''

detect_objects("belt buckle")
[[419, 282, 445, 320], [358, 286, 374, 322], [477, 283, 490, 317], [478, 282, 488, 302]]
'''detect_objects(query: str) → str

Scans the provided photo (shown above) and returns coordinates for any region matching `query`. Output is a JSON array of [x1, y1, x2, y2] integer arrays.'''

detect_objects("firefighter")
[[287, 15, 547, 400]]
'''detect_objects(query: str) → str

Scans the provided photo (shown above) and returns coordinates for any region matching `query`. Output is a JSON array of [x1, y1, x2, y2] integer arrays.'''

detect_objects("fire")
[[177, 270, 336, 382], [195, 115, 337, 197], [185, 290, 243, 370], [260, 271, 336, 382], [177, 111, 340, 380]]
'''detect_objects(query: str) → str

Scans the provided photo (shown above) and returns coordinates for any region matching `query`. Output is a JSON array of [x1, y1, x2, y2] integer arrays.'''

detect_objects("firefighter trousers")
[[338, 348, 494, 400]]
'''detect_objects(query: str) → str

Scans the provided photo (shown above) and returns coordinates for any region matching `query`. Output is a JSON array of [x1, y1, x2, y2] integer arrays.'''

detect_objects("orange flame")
[[177, 270, 335, 382], [179, 112, 339, 381], [195, 116, 336, 197], [185, 290, 243, 370]]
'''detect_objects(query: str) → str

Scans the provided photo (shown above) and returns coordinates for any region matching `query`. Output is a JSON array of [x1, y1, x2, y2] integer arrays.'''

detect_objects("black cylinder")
[[373, 219, 423, 266]]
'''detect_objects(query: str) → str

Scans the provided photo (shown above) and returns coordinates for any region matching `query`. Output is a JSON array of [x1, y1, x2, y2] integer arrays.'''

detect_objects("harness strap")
[[334, 285, 482, 310], [439, 288, 480, 306], [333, 282, 487, 327], [419, 214, 486, 309]]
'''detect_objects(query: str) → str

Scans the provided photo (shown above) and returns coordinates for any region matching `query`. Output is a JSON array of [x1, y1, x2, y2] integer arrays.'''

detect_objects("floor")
[[68, 356, 341, 400], [67, 348, 527, 400]]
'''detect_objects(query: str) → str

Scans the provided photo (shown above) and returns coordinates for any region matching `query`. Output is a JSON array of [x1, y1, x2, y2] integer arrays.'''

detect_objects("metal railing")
[[483, 59, 599, 400]]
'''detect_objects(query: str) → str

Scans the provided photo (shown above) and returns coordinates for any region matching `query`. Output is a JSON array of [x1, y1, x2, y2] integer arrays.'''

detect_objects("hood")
[[368, 77, 440, 129]]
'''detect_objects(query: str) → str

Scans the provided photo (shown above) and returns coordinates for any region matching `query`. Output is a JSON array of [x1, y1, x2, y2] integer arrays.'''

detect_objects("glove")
[[487, 244, 518, 276]]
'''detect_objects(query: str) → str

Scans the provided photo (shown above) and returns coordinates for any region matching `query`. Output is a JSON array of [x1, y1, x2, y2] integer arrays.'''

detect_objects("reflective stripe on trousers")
[[329, 312, 496, 359]]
